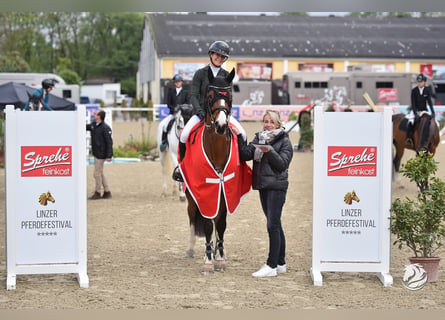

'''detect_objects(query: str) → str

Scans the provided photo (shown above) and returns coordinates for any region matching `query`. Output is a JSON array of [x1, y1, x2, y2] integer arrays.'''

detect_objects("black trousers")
[[259, 189, 287, 268]]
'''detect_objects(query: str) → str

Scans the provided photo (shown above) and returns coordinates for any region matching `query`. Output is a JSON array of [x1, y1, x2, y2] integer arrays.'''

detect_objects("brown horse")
[[179, 67, 251, 274], [392, 112, 440, 180]]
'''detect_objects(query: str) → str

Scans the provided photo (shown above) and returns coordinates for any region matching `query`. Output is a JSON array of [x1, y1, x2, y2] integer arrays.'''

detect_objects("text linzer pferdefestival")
[[21, 209, 73, 232]]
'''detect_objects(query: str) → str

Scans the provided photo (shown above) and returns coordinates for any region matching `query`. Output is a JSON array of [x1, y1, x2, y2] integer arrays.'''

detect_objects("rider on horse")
[[24, 78, 55, 111], [405, 73, 435, 147], [160, 74, 190, 152], [172, 40, 247, 182]]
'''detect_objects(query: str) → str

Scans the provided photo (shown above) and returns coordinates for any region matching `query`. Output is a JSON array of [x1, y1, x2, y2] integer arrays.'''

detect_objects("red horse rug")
[[179, 123, 252, 219]]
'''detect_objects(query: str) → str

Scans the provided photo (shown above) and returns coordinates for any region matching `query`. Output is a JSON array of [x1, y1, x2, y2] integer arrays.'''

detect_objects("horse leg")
[[393, 144, 404, 184], [186, 222, 196, 258], [178, 182, 186, 202], [185, 193, 198, 258], [213, 210, 227, 272], [201, 220, 215, 275], [160, 152, 169, 198]]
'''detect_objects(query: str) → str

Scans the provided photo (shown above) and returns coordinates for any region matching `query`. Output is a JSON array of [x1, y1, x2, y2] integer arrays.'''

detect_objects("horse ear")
[[227, 68, 235, 83], [208, 67, 214, 82]]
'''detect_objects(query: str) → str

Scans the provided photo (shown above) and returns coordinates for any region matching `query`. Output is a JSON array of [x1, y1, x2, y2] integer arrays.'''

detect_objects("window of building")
[[376, 82, 393, 88], [304, 81, 328, 88], [63, 90, 72, 99]]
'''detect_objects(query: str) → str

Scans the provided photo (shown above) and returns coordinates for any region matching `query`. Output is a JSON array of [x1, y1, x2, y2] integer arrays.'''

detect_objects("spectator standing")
[[86, 110, 113, 200], [233, 110, 293, 277]]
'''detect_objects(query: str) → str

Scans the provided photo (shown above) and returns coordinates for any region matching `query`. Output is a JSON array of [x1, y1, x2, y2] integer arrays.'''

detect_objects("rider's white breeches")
[[180, 114, 247, 143], [406, 111, 415, 124]]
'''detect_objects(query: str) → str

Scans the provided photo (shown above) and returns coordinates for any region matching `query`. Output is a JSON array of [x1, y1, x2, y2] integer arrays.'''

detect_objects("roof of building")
[[147, 13, 445, 60]]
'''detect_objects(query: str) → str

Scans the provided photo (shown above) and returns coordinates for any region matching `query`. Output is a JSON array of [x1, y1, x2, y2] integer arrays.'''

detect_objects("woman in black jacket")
[[233, 110, 293, 277]]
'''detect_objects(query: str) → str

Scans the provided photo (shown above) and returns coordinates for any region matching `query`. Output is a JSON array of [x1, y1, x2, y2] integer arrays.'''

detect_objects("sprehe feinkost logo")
[[328, 146, 377, 177], [21, 146, 72, 177]]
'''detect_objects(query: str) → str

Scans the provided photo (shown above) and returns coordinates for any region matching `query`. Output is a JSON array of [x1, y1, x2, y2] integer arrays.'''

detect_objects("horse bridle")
[[204, 84, 232, 173], [205, 85, 232, 128], [174, 110, 184, 139]]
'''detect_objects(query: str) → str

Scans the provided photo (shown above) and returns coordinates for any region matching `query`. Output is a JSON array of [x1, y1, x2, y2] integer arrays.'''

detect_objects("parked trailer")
[[160, 71, 434, 108], [432, 79, 445, 106], [282, 71, 419, 107], [160, 79, 279, 106], [0, 72, 80, 104]]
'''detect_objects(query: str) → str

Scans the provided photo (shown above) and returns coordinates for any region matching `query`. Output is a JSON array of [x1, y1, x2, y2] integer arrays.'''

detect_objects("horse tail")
[[193, 210, 206, 237]]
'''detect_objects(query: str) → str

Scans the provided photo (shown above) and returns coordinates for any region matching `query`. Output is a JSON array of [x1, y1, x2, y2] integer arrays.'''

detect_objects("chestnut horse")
[[392, 112, 439, 181], [180, 67, 249, 274]]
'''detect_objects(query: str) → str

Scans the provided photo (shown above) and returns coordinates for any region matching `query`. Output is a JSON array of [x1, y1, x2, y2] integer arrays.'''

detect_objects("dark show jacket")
[[86, 121, 113, 159], [411, 85, 435, 115], [190, 65, 229, 117], [166, 86, 189, 114]]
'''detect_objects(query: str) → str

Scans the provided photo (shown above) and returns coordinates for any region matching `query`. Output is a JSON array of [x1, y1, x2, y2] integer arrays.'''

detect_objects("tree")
[[58, 69, 81, 85], [0, 12, 144, 93], [0, 51, 31, 72]]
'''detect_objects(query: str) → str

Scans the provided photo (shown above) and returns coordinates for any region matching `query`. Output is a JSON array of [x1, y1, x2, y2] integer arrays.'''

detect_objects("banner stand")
[[5, 105, 88, 290], [311, 106, 393, 287]]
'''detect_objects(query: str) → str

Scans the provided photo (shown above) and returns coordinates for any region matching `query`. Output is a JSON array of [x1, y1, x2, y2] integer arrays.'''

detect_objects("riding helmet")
[[416, 73, 427, 82], [172, 74, 183, 82], [42, 78, 55, 89], [208, 41, 230, 59]]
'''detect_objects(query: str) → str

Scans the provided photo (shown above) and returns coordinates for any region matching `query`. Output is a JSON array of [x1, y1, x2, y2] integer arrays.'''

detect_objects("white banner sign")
[[5, 105, 88, 290], [311, 106, 393, 287]]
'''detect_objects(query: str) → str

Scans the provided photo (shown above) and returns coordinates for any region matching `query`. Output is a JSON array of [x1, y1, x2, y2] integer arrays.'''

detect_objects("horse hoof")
[[185, 249, 194, 258], [214, 260, 226, 272], [201, 263, 214, 275], [180, 196, 186, 202]]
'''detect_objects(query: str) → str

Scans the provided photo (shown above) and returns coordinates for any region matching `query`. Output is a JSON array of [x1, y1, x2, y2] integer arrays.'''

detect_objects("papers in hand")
[[253, 144, 273, 152]]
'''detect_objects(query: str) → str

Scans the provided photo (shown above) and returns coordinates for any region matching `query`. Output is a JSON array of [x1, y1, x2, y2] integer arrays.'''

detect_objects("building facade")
[[138, 13, 445, 105]]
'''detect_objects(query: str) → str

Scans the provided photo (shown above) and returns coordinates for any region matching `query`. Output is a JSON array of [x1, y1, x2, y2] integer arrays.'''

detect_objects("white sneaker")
[[277, 264, 287, 274], [252, 264, 277, 277]]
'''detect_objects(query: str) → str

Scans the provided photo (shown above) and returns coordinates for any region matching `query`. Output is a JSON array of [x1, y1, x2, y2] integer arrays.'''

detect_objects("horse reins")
[[204, 85, 233, 173], [205, 85, 232, 127]]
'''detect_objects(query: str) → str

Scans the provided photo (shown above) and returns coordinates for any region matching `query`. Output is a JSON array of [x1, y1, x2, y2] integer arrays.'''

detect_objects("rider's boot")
[[172, 142, 186, 182], [160, 131, 168, 152], [405, 122, 414, 147]]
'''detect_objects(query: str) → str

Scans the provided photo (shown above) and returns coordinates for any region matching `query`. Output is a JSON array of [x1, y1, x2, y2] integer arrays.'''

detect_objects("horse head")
[[344, 190, 360, 205], [38, 191, 55, 206], [205, 67, 235, 135], [174, 108, 185, 132], [176, 104, 193, 126]]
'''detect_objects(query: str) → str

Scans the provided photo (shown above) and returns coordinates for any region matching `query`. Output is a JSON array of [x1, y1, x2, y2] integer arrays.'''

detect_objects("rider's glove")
[[197, 109, 205, 120]]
